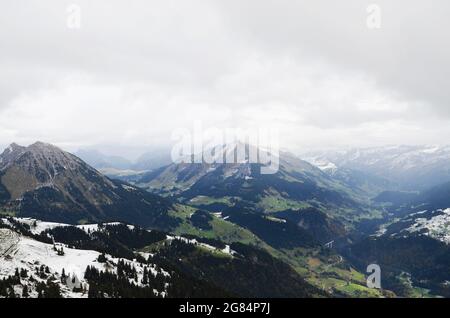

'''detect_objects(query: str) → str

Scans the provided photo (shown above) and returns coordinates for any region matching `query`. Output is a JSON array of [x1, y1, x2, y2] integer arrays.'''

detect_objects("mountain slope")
[[0, 142, 178, 229], [0, 218, 323, 298], [135, 144, 371, 220], [372, 182, 450, 242], [345, 181, 450, 297]]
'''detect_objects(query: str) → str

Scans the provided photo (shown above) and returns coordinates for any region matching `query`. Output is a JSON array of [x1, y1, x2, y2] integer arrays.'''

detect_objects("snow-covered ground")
[[76, 222, 135, 233], [302, 157, 338, 173], [7, 218, 69, 235], [166, 235, 236, 257], [0, 228, 103, 297], [405, 208, 450, 244], [0, 217, 242, 298], [0, 222, 169, 298], [1, 217, 135, 235]]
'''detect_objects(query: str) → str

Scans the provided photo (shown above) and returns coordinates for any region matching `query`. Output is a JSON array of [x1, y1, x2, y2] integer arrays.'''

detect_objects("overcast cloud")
[[1, 0, 449, 157]]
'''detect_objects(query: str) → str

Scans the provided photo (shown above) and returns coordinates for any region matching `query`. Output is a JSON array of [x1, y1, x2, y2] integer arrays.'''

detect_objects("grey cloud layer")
[[0, 0, 449, 154]]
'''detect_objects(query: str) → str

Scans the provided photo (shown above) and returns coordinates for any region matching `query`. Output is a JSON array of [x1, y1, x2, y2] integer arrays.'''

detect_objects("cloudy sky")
[[1, 0, 449, 158]]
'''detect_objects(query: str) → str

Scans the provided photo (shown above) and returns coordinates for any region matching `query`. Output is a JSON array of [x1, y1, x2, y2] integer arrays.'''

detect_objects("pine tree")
[[61, 268, 66, 284], [38, 289, 43, 298], [57, 247, 65, 256], [142, 267, 149, 285], [97, 253, 107, 263], [20, 268, 28, 278], [8, 287, 16, 298], [22, 285, 29, 298]]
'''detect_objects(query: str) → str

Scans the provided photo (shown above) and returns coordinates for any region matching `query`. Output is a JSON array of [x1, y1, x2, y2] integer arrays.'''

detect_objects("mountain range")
[[302, 145, 450, 191], [0, 141, 388, 298], [2, 141, 450, 298], [75, 147, 173, 177]]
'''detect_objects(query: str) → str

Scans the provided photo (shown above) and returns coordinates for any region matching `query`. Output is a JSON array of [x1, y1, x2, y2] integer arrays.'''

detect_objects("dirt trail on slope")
[[0, 229, 20, 258]]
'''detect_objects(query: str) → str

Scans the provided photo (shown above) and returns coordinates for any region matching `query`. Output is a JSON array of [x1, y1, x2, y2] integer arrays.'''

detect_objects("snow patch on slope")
[[166, 235, 236, 256], [405, 208, 450, 244]]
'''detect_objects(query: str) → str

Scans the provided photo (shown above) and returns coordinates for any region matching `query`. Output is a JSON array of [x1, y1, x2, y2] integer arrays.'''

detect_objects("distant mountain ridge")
[[74, 149, 133, 170], [75, 147, 173, 174], [302, 145, 450, 191]]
